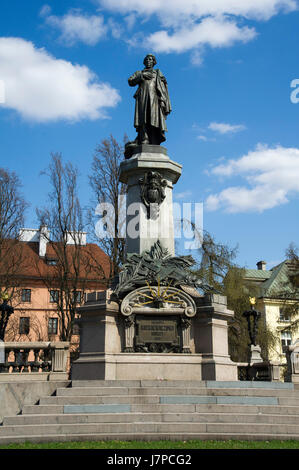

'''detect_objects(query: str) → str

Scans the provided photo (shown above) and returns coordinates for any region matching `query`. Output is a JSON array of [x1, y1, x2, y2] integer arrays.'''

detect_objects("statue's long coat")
[[128, 68, 171, 135]]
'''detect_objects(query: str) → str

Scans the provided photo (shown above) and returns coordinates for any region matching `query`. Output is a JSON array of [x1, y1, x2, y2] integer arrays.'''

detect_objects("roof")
[[0, 239, 111, 286], [244, 269, 272, 281], [244, 260, 299, 299]]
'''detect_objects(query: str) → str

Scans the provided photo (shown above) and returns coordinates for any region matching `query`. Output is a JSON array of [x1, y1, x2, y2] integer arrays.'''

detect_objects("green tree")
[[224, 266, 278, 362], [274, 243, 299, 342], [193, 231, 278, 362]]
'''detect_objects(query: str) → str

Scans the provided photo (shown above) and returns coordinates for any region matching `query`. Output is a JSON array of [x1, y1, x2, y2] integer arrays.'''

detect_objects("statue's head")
[[143, 54, 157, 68]]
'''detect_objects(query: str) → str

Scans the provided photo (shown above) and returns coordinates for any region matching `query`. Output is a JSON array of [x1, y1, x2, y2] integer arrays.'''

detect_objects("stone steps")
[[5, 411, 299, 426], [2, 421, 299, 437], [37, 394, 297, 406], [71, 380, 293, 389], [1, 380, 299, 444], [20, 402, 299, 416], [55, 386, 299, 397]]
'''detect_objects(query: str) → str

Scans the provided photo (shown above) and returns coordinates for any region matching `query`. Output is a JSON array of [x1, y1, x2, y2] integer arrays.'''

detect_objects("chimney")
[[19, 226, 49, 257], [19, 228, 39, 242], [65, 231, 87, 246], [257, 260, 267, 271], [39, 225, 49, 257]]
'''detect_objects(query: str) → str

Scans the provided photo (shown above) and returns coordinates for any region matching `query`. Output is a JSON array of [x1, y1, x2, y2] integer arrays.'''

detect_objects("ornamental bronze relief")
[[139, 171, 167, 219]]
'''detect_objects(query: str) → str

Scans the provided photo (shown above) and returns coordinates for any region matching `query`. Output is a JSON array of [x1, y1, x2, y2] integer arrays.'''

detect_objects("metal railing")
[[237, 361, 282, 382]]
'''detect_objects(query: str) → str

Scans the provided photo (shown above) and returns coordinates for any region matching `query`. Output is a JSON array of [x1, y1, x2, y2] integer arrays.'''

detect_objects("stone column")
[[194, 294, 238, 381], [119, 145, 181, 256], [287, 339, 299, 384], [50, 342, 70, 372], [71, 291, 122, 380]]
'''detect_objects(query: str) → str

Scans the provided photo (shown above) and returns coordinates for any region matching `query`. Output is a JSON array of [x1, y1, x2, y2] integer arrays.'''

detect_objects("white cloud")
[[208, 122, 247, 134], [40, 1, 298, 60], [99, 0, 297, 22], [0, 37, 120, 122], [146, 16, 256, 53], [42, 6, 107, 46], [174, 190, 192, 200], [98, 0, 297, 56], [205, 144, 299, 213], [107, 18, 124, 39]]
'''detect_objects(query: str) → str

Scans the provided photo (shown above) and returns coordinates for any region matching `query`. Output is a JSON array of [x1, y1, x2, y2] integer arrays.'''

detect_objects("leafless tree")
[[37, 153, 107, 342], [88, 135, 127, 279], [0, 168, 29, 338]]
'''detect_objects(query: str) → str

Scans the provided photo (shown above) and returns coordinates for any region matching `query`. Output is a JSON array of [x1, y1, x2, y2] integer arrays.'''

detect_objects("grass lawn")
[[1, 440, 299, 449]]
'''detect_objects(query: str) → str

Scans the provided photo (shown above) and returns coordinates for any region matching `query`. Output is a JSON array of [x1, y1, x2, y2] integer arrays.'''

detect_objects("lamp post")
[[242, 296, 264, 370], [0, 293, 14, 341], [243, 297, 261, 347]]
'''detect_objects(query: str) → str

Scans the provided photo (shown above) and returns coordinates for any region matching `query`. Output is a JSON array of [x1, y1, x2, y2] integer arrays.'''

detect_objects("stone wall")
[[0, 379, 69, 424]]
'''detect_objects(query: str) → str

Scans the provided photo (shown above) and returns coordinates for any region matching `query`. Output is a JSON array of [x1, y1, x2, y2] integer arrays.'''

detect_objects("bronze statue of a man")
[[128, 54, 171, 146]]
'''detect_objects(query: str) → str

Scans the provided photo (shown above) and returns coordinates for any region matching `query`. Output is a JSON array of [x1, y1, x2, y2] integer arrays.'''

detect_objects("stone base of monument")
[[71, 291, 238, 381]]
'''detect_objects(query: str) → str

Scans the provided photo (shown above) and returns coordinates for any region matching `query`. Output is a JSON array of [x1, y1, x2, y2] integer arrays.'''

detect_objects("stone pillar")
[[71, 291, 122, 380], [194, 294, 238, 381], [124, 315, 135, 352], [119, 145, 181, 256], [250, 344, 263, 363], [50, 342, 70, 372], [287, 339, 299, 384]]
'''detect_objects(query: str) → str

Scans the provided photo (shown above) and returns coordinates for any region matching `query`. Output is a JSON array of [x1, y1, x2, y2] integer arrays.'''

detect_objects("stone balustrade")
[[0, 342, 69, 375]]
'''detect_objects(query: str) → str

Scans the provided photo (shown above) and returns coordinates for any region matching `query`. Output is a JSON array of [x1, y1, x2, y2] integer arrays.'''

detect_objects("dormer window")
[[279, 307, 291, 322], [46, 258, 58, 266]]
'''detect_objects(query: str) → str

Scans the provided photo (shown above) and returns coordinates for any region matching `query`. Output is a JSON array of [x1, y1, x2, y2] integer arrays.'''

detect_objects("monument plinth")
[[120, 145, 181, 256], [71, 54, 238, 382]]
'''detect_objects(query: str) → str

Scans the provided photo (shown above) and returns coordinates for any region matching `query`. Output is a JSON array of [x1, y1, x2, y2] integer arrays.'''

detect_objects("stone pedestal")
[[71, 145, 238, 382], [71, 292, 238, 381], [193, 294, 238, 381], [249, 344, 263, 363], [119, 146, 181, 256], [287, 339, 299, 384]]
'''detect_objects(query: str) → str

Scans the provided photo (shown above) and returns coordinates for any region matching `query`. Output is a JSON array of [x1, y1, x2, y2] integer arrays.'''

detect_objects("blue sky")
[[1, 0, 299, 269]]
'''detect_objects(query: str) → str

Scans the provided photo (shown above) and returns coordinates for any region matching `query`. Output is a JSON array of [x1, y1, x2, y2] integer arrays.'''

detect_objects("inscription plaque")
[[135, 316, 180, 352]]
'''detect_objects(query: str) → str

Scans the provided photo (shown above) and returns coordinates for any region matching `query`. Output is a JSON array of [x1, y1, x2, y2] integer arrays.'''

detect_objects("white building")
[[244, 260, 299, 364]]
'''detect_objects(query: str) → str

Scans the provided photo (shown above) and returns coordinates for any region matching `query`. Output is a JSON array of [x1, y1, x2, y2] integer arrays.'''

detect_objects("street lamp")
[[243, 297, 261, 347], [0, 293, 14, 341]]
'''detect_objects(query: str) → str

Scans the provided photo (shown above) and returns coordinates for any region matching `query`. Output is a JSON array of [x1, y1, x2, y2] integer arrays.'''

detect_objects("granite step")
[[71, 380, 294, 390], [39, 395, 161, 405], [37, 393, 295, 406], [5, 411, 299, 426], [2, 421, 299, 438], [55, 386, 299, 398], [71, 380, 206, 388], [21, 402, 299, 416]]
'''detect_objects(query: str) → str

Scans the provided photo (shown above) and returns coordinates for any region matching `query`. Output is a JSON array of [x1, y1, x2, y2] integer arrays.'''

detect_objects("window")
[[72, 322, 80, 335], [47, 259, 58, 266], [281, 330, 292, 354], [48, 318, 58, 335], [72, 291, 82, 304], [21, 289, 31, 303], [50, 290, 59, 303], [279, 307, 290, 322], [19, 317, 30, 335]]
